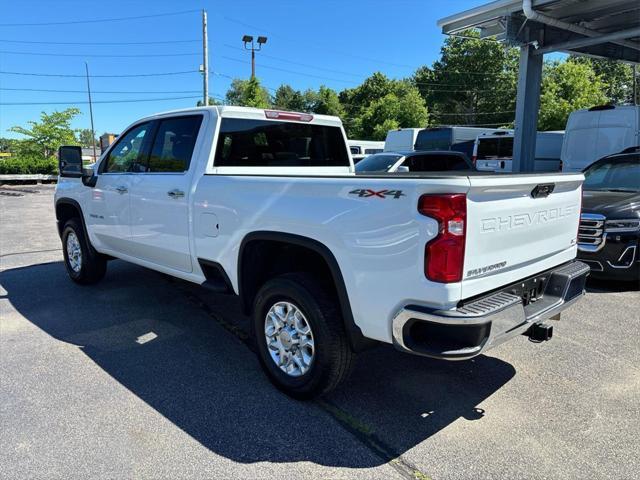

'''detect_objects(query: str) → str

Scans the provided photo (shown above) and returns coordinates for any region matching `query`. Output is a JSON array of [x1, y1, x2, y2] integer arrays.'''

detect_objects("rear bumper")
[[392, 260, 590, 360]]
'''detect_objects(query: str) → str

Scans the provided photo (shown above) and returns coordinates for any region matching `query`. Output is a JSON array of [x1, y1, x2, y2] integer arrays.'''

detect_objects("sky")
[[1, 0, 496, 139]]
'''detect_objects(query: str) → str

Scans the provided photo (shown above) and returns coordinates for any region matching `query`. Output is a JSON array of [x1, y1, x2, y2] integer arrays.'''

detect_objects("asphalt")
[[1, 184, 639, 480]]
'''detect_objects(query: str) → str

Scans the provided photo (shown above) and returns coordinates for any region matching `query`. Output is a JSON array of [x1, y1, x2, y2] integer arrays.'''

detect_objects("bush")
[[0, 156, 58, 175]]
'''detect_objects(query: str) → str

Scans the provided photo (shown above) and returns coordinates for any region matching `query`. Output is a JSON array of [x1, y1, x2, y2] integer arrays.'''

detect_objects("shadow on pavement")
[[1, 260, 516, 469]]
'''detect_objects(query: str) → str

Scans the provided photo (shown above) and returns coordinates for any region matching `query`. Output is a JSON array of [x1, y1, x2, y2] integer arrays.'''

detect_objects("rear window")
[[215, 118, 349, 167], [477, 137, 514, 159], [364, 148, 383, 154], [415, 129, 451, 151], [355, 153, 402, 172]]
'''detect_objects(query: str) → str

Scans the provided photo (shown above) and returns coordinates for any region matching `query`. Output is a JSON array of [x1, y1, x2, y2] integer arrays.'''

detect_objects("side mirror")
[[396, 165, 410, 173], [58, 146, 83, 178]]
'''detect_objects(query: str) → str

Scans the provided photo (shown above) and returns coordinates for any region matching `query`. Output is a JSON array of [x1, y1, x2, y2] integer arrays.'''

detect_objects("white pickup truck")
[[55, 106, 589, 398]]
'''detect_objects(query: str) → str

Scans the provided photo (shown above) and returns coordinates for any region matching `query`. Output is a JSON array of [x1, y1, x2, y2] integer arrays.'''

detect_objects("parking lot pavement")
[[1, 185, 639, 480]]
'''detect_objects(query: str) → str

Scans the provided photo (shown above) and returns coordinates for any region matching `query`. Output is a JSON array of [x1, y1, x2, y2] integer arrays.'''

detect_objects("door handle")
[[167, 189, 185, 199], [115, 186, 128, 194]]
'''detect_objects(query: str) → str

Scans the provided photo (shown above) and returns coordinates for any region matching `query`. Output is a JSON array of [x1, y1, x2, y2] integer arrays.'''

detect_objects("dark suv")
[[577, 148, 640, 282]]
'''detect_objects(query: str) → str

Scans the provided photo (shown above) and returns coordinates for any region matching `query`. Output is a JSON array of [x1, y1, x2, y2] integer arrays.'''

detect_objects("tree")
[[225, 77, 271, 108], [76, 128, 97, 148], [339, 73, 428, 139], [538, 59, 607, 131], [196, 97, 222, 107], [415, 30, 518, 127], [273, 84, 307, 111], [307, 86, 344, 117], [571, 56, 634, 104], [9, 108, 80, 158]]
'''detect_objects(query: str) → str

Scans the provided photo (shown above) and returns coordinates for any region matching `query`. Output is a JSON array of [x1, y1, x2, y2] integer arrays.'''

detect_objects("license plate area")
[[504, 273, 550, 307]]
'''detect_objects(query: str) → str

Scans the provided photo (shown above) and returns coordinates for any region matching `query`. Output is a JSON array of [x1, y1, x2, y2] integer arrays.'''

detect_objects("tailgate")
[[461, 173, 584, 299]]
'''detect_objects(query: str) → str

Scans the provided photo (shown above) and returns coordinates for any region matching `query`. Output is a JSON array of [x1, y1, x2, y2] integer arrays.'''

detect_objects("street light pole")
[[242, 35, 267, 79], [84, 62, 97, 162]]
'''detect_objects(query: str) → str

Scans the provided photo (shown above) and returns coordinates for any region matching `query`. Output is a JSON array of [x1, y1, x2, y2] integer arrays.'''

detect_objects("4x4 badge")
[[349, 189, 405, 199]]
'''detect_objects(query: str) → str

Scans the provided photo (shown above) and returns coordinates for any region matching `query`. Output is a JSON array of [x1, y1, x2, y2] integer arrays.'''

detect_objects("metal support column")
[[512, 44, 543, 172]]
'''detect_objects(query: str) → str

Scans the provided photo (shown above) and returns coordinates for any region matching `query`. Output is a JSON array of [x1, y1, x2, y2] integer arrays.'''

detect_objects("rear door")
[[128, 115, 203, 273], [461, 173, 584, 298]]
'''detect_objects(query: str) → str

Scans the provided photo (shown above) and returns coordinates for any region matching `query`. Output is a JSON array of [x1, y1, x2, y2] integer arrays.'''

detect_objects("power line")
[[0, 95, 205, 106], [0, 87, 201, 94], [0, 50, 200, 58], [0, 69, 199, 78], [0, 38, 200, 46], [0, 9, 200, 27], [432, 110, 515, 116]]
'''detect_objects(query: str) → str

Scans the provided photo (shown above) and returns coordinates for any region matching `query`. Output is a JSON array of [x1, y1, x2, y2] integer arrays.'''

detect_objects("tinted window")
[[415, 129, 451, 151], [583, 157, 640, 192], [147, 116, 202, 172], [477, 137, 514, 159], [103, 123, 151, 173], [403, 153, 471, 172], [350, 146, 362, 154], [364, 148, 383, 154], [355, 153, 402, 172], [215, 119, 349, 167]]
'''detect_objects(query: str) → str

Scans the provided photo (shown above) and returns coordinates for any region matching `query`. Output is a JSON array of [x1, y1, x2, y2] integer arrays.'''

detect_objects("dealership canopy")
[[438, 0, 640, 171]]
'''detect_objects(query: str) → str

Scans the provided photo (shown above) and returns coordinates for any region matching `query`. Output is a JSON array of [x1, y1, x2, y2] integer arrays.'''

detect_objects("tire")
[[252, 272, 355, 399], [61, 218, 107, 285]]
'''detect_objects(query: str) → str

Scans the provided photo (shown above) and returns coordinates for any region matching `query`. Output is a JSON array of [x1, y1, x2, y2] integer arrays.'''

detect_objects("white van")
[[383, 128, 422, 152], [347, 139, 385, 163], [473, 130, 564, 172], [561, 105, 640, 172]]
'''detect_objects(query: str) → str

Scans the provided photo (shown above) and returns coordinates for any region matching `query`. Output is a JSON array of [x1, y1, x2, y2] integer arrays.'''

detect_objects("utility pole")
[[202, 9, 209, 106], [242, 35, 268, 78], [84, 62, 97, 162]]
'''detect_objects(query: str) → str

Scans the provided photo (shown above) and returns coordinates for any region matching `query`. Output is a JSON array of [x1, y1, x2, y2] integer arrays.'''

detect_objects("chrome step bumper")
[[392, 261, 590, 360]]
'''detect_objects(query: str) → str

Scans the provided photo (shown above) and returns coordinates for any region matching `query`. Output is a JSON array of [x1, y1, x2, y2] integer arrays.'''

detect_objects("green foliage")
[[538, 59, 608, 131], [273, 84, 308, 111], [76, 128, 97, 148], [9, 108, 80, 159], [340, 73, 428, 139], [225, 77, 271, 108], [417, 30, 518, 127], [571, 56, 634, 104], [307, 86, 344, 117], [0, 156, 58, 175], [196, 97, 222, 107]]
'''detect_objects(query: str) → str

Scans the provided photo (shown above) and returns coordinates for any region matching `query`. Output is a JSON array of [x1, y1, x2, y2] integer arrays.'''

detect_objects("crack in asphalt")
[[169, 276, 431, 480]]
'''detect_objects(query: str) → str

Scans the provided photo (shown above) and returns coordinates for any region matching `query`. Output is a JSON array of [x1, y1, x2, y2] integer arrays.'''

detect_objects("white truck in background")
[[561, 105, 640, 172], [473, 130, 564, 172], [347, 139, 385, 164], [54, 106, 589, 398]]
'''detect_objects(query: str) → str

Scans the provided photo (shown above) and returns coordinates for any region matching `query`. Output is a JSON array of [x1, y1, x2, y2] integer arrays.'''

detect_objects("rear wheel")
[[252, 272, 355, 399], [62, 218, 107, 285]]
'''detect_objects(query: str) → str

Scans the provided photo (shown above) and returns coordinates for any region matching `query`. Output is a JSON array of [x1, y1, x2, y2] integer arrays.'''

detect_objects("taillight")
[[419, 194, 466, 283]]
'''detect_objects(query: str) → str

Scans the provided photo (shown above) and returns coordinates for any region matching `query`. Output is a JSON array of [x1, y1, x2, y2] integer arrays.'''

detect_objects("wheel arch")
[[238, 231, 374, 352], [55, 198, 88, 240]]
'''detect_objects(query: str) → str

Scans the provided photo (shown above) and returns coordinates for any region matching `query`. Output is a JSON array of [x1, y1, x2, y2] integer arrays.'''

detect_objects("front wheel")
[[252, 272, 355, 399], [62, 218, 107, 285]]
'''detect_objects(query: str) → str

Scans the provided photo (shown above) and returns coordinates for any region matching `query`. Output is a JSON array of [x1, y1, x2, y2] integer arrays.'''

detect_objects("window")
[[350, 146, 362, 154], [364, 148, 383, 154], [404, 153, 471, 172], [103, 122, 151, 173], [355, 153, 402, 173], [415, 129, 451, 151], [477, 137, 514, 159], [583, 157, 640, 192], [215, 119, 350, 167], [147, 116, 202, 172]]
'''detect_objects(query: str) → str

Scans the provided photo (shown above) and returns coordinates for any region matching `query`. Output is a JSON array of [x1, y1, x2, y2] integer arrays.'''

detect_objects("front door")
[[88, 122, 153, 254], [128, 115, 203, 273]]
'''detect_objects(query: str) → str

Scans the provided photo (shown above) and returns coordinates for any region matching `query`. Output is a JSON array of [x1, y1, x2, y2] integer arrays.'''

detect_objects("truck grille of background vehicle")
[[578, 213, 606, 252]]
